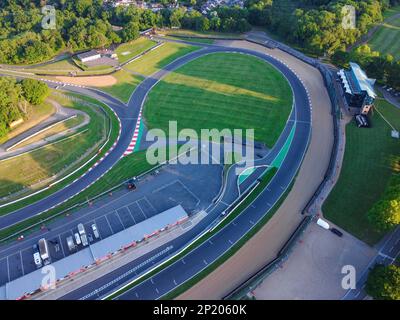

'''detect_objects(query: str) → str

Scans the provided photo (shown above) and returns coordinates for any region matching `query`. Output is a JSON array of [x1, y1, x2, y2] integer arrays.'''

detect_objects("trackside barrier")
[[0, 93, 120, 242], [222, 38, 341, 300], [163, 34, 243, 42], [121, 42, 164, 67]]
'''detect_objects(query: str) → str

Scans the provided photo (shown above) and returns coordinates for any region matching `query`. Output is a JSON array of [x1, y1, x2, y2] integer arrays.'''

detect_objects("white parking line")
[[6, 256, 10, 282], [126, 205, 137, 224], [114, 210, 126, 229], [58, 235, 66, 258], [103, 214, 115, 234], [19, 251, 25, 276], [144, 196, 157, 214], [136, 200, 147, 219]]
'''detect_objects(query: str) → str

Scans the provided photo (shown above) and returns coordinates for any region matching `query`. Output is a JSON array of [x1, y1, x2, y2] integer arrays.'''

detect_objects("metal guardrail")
[[222, 37, 341, 300]]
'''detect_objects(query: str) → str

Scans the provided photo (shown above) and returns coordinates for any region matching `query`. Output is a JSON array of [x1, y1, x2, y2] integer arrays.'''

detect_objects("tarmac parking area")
[[0, 155, 223, 287]]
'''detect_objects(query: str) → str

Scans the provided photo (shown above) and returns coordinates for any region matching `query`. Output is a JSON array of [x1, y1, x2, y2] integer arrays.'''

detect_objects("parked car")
[[127, 179, 136, 190], [355, 114, 369, 128], [330, 228, 343, 237], [77, 223, 85, 236], [92, 224, 100, 239], [32, 244, 42, 268], [66, 236, 75, 251], [33, 252, 42, 269], [74, 233, 81, 245], [81, 234, 89, 247]]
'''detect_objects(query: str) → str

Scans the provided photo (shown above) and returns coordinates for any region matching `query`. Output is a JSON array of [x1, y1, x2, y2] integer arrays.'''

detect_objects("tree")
[[0, 77, 23, 138], [169, 7, 186, 28], [368, 174, 400, 231], [365, 264, 400, 300], [121, 20, 140, 43], [387, 61, 400, 90], [21, 79, 50, 105], [331, 50, 350, 68]]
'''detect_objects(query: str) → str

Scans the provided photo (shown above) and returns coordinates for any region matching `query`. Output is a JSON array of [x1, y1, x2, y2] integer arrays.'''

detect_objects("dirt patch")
[[252, 223, 375, 299], [55, 75, 117, 87]]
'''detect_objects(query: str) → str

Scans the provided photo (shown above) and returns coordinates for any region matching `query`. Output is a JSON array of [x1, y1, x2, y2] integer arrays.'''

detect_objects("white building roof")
[[349, 62, 376, 99], [1, 205, 188, 300]]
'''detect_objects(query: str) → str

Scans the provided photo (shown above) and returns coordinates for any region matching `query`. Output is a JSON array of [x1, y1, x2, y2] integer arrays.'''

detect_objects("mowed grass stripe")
[[369, 14, 400, 60], [144, 53, 292, 147], [124, 42, 200, 76]]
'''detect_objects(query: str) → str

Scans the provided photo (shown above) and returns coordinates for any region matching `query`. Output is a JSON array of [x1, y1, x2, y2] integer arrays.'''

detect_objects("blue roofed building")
[[337, 62, 376, 115]]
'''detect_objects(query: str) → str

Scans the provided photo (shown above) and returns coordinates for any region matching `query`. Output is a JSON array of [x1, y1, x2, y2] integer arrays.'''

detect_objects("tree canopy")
[[0, 77, 49, 139], [366, 264, 400, 300]]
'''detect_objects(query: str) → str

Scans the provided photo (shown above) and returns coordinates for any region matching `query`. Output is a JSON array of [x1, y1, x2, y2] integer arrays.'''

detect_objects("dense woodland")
[[0, 77, 50, 138], [0, 1, 398, 65]]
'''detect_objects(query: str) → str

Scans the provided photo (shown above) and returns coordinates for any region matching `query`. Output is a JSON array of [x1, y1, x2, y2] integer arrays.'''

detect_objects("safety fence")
[[222, 37, 341, 300]]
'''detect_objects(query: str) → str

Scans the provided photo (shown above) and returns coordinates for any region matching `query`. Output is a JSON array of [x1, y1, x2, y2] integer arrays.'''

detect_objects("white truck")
[[38, 238, 50, 265], [78, 223, 89, 247]]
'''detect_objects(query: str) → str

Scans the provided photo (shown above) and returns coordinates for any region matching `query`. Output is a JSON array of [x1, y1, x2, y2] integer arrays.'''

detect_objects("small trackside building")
[[337, 62, 377, 115], [77, 50, 101, 63]]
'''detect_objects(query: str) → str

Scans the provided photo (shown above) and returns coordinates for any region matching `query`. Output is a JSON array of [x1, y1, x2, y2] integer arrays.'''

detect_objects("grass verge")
[[368, 10, 400, 60], [116, 37, 157, 64], [0, 95, 106, 200], [124, 42, 200, 76], [0, 92, 119, 216], [323, 99, 400, 245]]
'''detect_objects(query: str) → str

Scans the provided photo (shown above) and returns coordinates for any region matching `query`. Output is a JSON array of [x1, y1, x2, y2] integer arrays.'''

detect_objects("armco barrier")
[[222, 37, 341, 300]]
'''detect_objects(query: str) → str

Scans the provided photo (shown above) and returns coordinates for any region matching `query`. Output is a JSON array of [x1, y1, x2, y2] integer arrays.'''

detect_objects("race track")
[[1, 41, 311, 300]]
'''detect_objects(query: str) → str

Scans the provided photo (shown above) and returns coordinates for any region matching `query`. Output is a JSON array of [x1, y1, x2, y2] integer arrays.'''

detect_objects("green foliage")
[[0, 77, 49, 139], [368, 174, 400, 231], [21, 79, 50, 105], [0, 77, 23, 134], [0, 0, 159, 64], [366, 264, 400, 300]]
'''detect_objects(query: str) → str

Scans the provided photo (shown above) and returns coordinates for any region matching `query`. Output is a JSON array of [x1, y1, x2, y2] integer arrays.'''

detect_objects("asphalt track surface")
[[55, 44, 311, 300], [1, 41, 311, 299]]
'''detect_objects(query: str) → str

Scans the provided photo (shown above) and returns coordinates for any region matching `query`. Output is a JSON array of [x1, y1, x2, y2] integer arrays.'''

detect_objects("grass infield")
[[144, 52, 293, 148], [368, 6, 400, 60]]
